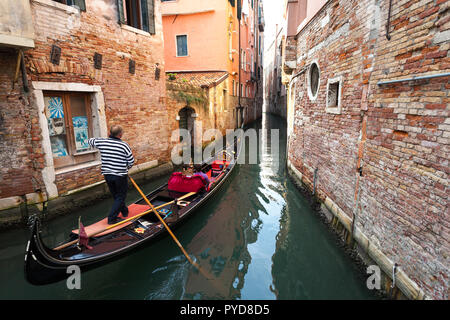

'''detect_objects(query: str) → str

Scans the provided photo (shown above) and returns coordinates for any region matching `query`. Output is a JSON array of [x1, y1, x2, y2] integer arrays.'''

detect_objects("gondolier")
[[89, 125, 135, 224], [24, 131, 243, 286]]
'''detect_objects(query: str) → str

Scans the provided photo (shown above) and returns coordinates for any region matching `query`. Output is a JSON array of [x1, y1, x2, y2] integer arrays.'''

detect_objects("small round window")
[[308, 62, 320, 100]]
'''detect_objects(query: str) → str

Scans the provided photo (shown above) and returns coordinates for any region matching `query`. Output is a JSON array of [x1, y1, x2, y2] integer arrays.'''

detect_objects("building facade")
[[0, 0, 171, 226], [280, 0, 449, 299], [265, 22, 287, 119], [161, 0, 264, 136]]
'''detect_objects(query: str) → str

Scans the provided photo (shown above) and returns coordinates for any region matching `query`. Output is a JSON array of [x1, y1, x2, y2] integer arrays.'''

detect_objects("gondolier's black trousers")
[[104, 174, 129, 223]]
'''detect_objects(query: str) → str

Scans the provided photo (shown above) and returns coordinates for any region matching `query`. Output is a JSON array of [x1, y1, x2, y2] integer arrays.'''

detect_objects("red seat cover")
[[211, 160, 226, 171], [168, 172, 206, 193]]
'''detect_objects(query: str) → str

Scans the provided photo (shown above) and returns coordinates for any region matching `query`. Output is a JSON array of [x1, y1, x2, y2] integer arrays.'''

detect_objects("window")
[[241, 49, 246, 70], [326, 76, 343, 114], [307, 61, 320, 101], [243, 51, 247, 71], [53, 0, 86, 10], [176, 35, 188, 57], [232, 80, 235, 96], [118, 0, 155, 34], [44, 92, 96, 168]]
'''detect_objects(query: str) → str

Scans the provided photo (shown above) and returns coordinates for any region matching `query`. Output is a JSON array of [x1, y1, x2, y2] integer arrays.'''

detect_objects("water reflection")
[[0, 114, 376, 300]]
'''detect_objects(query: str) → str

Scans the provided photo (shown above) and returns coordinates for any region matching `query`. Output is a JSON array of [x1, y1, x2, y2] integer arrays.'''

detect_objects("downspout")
[[285, 66, 307, 166], [238, 2, 242, 127], [386, 0, 393, 40]]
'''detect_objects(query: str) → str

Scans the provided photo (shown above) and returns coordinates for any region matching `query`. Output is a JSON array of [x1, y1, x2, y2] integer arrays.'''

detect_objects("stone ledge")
[[32, 0, 80, 15], [121, 24, 152, 37], [0, 162, 173, 230]]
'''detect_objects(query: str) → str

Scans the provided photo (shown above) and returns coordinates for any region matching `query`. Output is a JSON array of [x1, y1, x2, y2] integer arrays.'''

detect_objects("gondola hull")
[[25, 139, 242, 285]]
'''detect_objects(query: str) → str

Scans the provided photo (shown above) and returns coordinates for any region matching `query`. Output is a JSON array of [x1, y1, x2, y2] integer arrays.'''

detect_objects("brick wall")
[[0, 0, 169, 202], [287, 0, 449, 299], [166, 77, 256, 159], [0, 50, 46, 199]]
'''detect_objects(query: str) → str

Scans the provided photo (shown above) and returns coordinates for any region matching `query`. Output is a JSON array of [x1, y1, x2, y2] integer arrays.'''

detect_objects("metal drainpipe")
[[377, 72, 450, 86], [390, 263, 399, 298], [386, 0, 393, 40], [285, 66, 308, 167], [238, 5, 242, 128]]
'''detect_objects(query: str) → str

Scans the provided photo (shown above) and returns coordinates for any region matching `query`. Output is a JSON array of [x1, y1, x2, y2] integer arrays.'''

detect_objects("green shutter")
[[141, 0, 149, 32], [237, 0, 241, 20], [117, 0, 125, 24], [147, 0, 155, 34], [73, 0, 86, 11]]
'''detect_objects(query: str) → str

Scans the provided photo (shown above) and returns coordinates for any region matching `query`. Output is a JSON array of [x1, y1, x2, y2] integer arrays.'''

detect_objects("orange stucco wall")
[[162, 0, 261, 103], [162, 3, 228, 72]]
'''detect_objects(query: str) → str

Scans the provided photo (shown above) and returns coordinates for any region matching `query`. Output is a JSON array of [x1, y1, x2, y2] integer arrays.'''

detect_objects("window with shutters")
[[53, 0, 86, 11], [176, 35, 188, 57], [117, 0, 155, 34]]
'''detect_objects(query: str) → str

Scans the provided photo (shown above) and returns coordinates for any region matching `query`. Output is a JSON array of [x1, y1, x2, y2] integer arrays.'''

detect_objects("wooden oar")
[[53, 191, 196, 251], [129, 176, 210, 279]]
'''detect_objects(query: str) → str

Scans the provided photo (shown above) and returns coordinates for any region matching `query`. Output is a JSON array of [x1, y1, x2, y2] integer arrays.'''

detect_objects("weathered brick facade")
[[0, 0, 170, 225], [283, 0, 449, 299], [165, 71, 257, 157], [0, 50, 45, 199]]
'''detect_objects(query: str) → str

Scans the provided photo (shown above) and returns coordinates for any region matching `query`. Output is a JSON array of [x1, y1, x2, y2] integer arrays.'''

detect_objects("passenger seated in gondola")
[[182, 163, 194, 177]]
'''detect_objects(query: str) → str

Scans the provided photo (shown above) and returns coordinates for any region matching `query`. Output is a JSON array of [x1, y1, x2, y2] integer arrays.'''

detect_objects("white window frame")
[[326, 76, 343, 114], [32, 82, 107, 197], [307, 60, 320, 101]]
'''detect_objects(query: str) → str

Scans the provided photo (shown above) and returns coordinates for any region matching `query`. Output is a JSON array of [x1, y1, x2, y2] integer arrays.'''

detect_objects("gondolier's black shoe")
[[108, 217, 125, 225]]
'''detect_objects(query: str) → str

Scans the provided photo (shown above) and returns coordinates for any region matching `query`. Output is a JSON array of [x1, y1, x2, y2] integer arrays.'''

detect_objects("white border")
[[307, 60, 320, 101], [175, 34, 188, 57], [326, 76, 343, 114]]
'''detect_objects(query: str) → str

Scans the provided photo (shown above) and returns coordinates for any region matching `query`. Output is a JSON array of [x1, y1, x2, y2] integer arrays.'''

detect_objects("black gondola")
[[25, 135, 242, 285]]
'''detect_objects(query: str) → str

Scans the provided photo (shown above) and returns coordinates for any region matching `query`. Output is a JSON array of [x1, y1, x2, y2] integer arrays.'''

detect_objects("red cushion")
[[168, 172, 206, 193], [211, 160, 227, 171]]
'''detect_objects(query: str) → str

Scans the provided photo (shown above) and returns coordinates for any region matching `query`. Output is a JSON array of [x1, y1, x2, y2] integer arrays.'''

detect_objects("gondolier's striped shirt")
[[88, 137, 134, 176]]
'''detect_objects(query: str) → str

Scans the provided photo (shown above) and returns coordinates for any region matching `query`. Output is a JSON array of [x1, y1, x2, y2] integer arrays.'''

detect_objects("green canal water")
[[0, 113, 377, 300]]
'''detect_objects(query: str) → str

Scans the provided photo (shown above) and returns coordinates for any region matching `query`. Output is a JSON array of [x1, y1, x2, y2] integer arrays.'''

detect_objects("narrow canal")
[[0, 113, 377, 299]]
